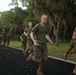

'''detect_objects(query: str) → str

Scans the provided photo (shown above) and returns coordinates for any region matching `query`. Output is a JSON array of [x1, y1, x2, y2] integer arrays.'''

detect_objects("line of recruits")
[[20, 15, 76, 75], [20, 14, 54, 75], [0, 28, 10, 46]]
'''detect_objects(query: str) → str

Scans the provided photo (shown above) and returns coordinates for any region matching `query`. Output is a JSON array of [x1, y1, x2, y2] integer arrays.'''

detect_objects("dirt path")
[[48, 52, 65, 59]]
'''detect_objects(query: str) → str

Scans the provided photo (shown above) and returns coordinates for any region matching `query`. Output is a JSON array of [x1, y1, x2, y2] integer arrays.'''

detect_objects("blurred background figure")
[[0, 34, 2, 45], [6, 33, 10, 46], [1, 28, 7, 46], [20, 30, 27, 54], [64, 27, 76, 60], [26, 22, 33, 54]]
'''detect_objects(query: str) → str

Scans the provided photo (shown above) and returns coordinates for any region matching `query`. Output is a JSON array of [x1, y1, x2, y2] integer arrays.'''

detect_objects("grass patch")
[[47, 42, 69, 53], [9, 40, 22, 48], [9, 41, 76, 62]]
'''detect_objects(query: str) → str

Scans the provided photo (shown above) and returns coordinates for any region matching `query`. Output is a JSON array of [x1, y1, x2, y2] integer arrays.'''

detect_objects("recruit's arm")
[[45, 34, 53, 44], [72, 32, 76, 40], [30, 32, 39, 46]]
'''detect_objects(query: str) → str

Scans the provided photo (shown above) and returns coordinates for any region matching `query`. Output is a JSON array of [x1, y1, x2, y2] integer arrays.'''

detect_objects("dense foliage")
[[0, 0, 76, 43]]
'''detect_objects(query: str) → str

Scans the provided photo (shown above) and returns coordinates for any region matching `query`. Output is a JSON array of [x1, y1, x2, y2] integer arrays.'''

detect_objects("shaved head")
[[41, 14, 48, 24], [41, 14, 47, 18]]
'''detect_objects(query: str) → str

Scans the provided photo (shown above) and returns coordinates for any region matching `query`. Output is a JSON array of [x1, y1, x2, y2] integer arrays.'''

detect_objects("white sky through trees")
[[0, 0, 25, 12]]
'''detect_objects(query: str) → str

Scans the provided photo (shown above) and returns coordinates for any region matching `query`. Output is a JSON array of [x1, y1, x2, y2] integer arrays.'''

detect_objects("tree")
[[28, 0, 76, 46], [11, 0, 76, 45], [0, 7, 28, 40]]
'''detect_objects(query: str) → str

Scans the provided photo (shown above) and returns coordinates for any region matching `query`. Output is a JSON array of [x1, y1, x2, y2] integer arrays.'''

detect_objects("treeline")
[[0, 0, 76, 45], [0, 7, 38, 40]]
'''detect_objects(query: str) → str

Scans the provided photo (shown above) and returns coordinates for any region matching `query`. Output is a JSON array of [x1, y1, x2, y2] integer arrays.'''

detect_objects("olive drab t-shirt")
[[26, 27, 33, 38], [31, 23, 48, 43]]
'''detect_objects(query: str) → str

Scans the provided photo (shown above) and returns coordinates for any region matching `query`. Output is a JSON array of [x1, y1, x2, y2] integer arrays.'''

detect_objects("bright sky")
[[0, 0, 25, 12]]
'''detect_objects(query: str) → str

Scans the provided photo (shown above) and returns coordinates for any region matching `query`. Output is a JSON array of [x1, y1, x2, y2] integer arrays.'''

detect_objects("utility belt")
[[34, 41, 46, 49], [36, 40, 46, 45], [27, 37, 32, 40]]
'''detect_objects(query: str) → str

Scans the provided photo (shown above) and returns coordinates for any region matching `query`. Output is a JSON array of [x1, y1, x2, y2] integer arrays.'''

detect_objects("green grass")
[[10, 41, 69, 52], [68, 55, 76, 62], [9, 41, 76, 62], [47, 42, 69, 52], [9, 40, 22, 49]]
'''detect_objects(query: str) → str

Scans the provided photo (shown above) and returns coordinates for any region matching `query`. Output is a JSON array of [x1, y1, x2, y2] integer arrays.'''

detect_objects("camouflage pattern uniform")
[[1, 29, 7, 45], [6, 33, 10, 46], [73, 28, 76, 74], [67, 39, 76, 54], [31, 23, 48, 63], [26, 27, 33, 54], [0, 34, 2, 45], [20, 32, 27, 52], [64, 27, 76, 59]]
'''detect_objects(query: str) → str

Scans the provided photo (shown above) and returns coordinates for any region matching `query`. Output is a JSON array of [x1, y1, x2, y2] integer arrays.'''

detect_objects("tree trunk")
[[55, 20, 60, 46]]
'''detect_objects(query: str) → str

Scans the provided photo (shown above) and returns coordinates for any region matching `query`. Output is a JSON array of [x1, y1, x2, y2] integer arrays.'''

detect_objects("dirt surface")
[[48, 51, 76, 62], [48, 52, 64, 58]]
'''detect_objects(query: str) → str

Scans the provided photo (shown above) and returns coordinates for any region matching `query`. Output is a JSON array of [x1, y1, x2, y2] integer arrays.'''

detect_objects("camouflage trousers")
[[74, 40, 76, 48], [6, 37, 10, 46], [33, 42, 48, 63], [2, 37, 6, 45], [22, 41, 27, 51], [67, 40, 76, 54], [0, 37, 2, 45], [27, 38, 33, 54]]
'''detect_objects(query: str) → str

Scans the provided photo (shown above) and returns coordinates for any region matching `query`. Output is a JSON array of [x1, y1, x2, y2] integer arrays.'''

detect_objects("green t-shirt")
[[32, 23, 48, 43], [21, 34, 27, 42], [27, 27, 33, 38]]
